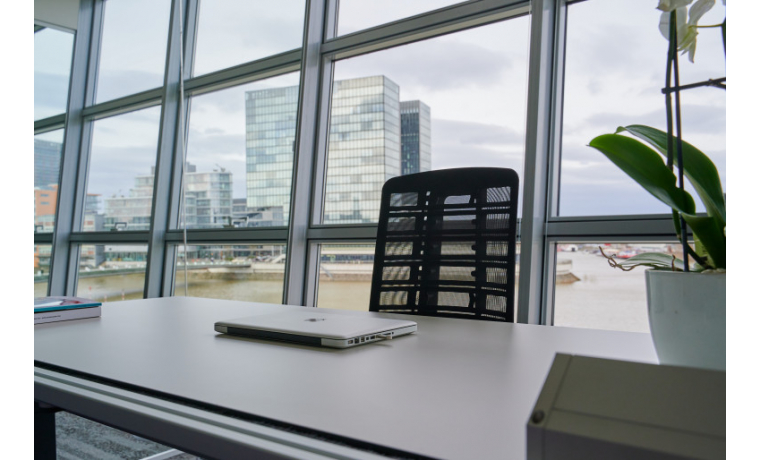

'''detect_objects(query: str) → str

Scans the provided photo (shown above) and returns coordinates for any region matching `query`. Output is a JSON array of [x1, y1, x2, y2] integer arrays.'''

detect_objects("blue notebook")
[[35, 296, 102, 313]]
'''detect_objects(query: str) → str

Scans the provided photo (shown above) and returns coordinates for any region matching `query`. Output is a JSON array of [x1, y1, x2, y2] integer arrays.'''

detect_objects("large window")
[[173, 244, 287, 302], [34, 130, 64, 233], [559, 0, 726, 216], [84, 107, 162, 231], [96, 0, 171, 102], [185, 74, 300, 229], [34, 27, 74, 120], [76, 244, 149, 302], [552, 243, 687, 333], [323, 18, 530, 225], [36, 0, 726, 333], [316, 243, 375, 310], [192, 0, 306, 76]]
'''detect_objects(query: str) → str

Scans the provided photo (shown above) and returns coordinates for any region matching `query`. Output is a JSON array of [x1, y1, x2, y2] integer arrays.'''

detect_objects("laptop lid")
[[214, 309, 417, 348]]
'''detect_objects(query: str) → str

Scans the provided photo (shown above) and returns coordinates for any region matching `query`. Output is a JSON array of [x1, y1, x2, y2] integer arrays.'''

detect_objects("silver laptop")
[[214, 308, 417, 348]]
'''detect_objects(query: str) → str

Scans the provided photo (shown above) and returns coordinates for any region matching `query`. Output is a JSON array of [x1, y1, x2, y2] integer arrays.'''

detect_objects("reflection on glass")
[[338, 0, 465, 36], [316, 243, 520, 319], [35, 130, 64, 233], [76, 245, 148, 302], [35, 244, 53, 297], [96, 0, 171, 102], [553, 243, 686, 332], [34, 28, 74, 120], [324, 19, 529, 224], [184, 74, 299, 229], [559, 0, 726, 216], [193, 0, 306, 76], [172, 244, 286, 303], [85, 107, 161, 232]]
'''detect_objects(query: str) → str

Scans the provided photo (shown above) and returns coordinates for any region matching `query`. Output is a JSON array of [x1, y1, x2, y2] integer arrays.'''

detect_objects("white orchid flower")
[[658, 0, 716, 62], [657, 0, 693, 12]]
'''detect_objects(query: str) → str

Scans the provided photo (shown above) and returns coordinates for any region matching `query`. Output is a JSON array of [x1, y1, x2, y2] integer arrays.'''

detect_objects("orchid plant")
[[589, 0, 726, 272]]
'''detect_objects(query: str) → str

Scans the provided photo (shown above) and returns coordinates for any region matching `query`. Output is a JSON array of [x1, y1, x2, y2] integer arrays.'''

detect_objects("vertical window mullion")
[[48, 0, 102, 296], [145, 0, 192, 298], [283, 0, 336, 306], [541, 1, 568, 325], [517, 0, 565, 324], [162, 0, 200, 297]]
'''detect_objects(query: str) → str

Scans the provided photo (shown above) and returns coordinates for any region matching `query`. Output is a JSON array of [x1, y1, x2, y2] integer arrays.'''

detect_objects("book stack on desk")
[[35, 296, 102, 324]]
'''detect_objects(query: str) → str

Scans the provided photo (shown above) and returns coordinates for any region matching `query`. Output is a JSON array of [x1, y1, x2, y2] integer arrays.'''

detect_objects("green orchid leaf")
[[682, 214, 726, 269], [589, 134, 696, 214], [611, 252, 686, 271], [616, 125, 725, 225]]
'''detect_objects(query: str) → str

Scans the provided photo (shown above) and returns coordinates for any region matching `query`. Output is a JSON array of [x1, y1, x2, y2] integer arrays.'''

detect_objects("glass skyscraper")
[[244, 85, 299, 225], [400, 100, 431, 176], [34, 138, 62, 189], [245, 75, 430, 225]]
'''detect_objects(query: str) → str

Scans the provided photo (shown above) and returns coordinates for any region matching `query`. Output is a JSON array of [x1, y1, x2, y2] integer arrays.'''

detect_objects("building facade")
[[103, 163, 233, 231], [245, 85, 299, 224], [245, 75, 430, 225], [34, 138, 61, 189], [400, 100, 432, 176]]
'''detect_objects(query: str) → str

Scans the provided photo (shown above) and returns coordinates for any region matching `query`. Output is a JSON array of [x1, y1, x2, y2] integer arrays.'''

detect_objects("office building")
[[400, 100, 431, 175], [231, 198, 285, 227], [245, 85, 298, 221], [35, 138, 62, 189], [103, 163, 233, 231], [246, 76, 430, 225]]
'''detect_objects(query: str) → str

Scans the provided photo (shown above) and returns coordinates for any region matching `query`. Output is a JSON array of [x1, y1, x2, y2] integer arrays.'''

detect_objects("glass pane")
[[184, 74, 299, 230], [34, 27, 74, 120], [96, 0, 171, 102], [316, 243, 375, 311], [85, 107, 161, 232], [173, 244, 286, 303], [35, 244, 53, 297], [76, 245, 148, 302], [193, 0, 306, 76], [35, 130, 64, 233], [338, 0, 465, 36], [553, 242, 686, 332], [559, 0, 726, 216], [323, 19, 530, 224]]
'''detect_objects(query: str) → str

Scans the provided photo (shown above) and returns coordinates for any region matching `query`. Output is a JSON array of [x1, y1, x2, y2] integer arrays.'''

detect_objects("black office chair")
[[369, 167, 519, 322]]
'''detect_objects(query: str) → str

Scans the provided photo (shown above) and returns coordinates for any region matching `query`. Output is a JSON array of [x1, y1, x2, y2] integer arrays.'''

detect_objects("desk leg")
[[35, 402, 58, 460]]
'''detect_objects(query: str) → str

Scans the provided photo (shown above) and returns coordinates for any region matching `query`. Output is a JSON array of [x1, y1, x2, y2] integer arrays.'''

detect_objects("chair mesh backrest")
[[369, 168, 519, 322]]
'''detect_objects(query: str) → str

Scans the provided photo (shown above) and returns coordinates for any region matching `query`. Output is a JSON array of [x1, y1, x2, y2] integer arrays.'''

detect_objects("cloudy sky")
[[34, 0, 726, 219]]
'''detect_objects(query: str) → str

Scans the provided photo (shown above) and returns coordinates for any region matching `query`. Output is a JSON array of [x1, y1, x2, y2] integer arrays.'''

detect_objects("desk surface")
[[35, 297, 657, 459]]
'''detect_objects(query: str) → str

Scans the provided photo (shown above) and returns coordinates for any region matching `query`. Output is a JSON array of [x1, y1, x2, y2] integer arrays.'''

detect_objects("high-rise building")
[[245, 75, 430, 225], [323, 76, 402, 224], [35, 138, 62, 189], [400, 101, 431, 176], [34, 185, 102, 233], [244, 85, 298, 225], [103, 163, 233, 231]]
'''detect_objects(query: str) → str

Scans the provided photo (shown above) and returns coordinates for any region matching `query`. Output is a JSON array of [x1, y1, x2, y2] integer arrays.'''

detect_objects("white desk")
[[35, 297, 657, 459]]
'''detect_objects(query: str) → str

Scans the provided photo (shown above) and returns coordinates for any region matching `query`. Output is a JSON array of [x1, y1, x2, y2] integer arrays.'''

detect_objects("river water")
[[35, 251, 651, 333]]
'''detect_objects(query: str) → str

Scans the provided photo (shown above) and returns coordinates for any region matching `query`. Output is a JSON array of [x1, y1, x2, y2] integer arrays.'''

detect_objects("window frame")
[[38, 0, 703, 325]]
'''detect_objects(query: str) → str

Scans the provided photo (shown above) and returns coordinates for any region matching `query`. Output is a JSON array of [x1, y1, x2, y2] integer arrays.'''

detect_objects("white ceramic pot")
[[645, 270, 726, 371]]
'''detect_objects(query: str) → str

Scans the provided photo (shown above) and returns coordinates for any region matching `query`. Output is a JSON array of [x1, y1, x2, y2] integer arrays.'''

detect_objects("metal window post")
[[48, 0, 102, 296], [283, 0, 335, 306], [518, 0, 565, 324], [144, 0, 196, 298]]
